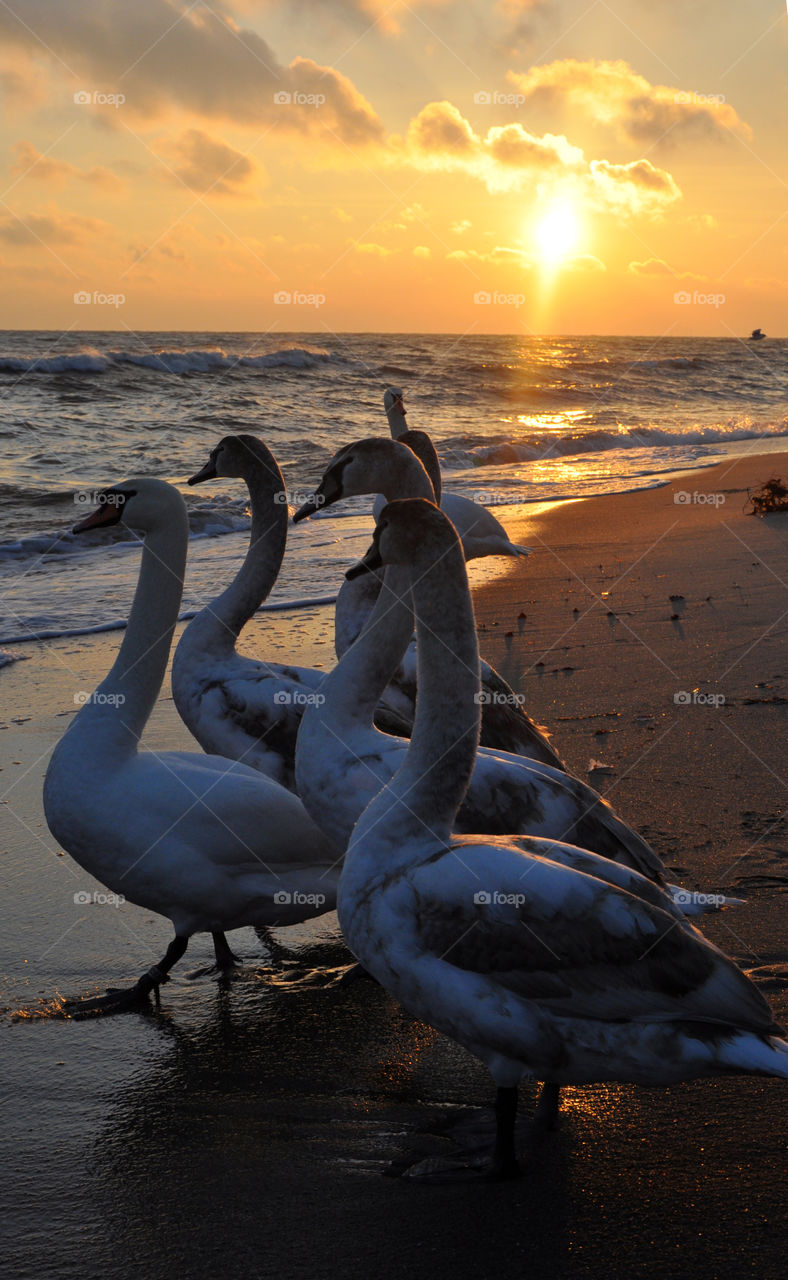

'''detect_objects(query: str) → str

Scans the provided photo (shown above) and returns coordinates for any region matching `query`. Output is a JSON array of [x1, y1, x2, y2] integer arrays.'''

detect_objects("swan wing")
[[401, 841, 779, 1034]]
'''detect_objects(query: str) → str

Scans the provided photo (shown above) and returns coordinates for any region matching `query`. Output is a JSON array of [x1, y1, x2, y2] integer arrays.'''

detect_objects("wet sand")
[[2, 452, 788, 1279]]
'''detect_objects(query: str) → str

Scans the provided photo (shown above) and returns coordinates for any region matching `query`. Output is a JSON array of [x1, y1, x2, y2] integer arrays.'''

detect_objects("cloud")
[[508, 59, 751, 148], [447, 245, 606, 272], [628, 257, 703, 281], [10, 141, 125, 192], [0, 208, 111, 246], [356, 241, 393, 256], [404, 101, 681, 215], [0, 1, 383, 144], [157, 129, 259, 195], [413, 245, 431, 258]]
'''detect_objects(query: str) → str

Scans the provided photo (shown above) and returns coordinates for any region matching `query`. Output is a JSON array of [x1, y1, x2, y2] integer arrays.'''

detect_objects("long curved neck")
[[322, 565, 413, 729], [91, 511, 188, 750], [191, 463, 288, 653], [379, 453, 434, 502], [386, 402, 408, 440], [357, 543, 480, 845], [334, 571, 384, 658]]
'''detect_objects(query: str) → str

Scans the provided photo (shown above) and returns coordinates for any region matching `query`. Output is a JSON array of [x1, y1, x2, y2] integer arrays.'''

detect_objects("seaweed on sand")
[[748, 477, 788, 516]]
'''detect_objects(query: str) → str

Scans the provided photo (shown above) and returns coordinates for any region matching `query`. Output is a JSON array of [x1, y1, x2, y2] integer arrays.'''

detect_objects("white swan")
[[172, 435, 327, 790], [338, 499, 788, 1179], [293, 436, 563, 768], [43, 478, 340, 1015], [383, 387, 530, 559], [296, 546, 734, 919]]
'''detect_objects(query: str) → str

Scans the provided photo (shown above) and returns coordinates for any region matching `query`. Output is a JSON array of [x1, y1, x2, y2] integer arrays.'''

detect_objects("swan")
[[383, 387, 530, 559], [296, 541, 732, 917], [43, 478, 340, 1015], [338, 499, 788, 1179], [172, 434, 415, 783], [293, 436, 563, 768], [172, 434, 328, 790]]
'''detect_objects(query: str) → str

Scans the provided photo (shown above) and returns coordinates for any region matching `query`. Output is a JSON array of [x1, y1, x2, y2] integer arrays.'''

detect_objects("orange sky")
[[0, 0, 785, 335]]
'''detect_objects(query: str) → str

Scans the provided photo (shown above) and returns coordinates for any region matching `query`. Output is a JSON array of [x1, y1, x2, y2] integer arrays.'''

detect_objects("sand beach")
[[2, 450, 788, 1280]]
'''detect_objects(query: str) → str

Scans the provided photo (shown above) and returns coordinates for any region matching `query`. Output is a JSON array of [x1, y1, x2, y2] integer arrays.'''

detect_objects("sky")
[[0, 0, 785, 335]]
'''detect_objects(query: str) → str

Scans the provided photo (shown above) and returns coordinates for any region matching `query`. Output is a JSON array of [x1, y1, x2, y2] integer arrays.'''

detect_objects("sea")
[[1, 329, 787, 659]]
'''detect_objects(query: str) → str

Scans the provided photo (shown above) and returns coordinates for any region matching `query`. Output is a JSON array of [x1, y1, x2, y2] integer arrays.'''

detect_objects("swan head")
[[73, 477, 185, 536], [292, 438, 434, 523], [383, 387, 407, 439], [188, 434, 282, 492], [346, 497, 457, 580]]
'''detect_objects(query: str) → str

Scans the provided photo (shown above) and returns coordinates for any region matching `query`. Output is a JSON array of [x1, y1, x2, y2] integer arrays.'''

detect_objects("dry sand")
[[2, 450, 788, 1280]]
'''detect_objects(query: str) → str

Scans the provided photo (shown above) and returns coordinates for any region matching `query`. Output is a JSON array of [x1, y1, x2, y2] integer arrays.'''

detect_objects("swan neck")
[[323, 565, 413, 727], [380, 454, 434, 502], [357, 545, 480, 844], [195, 463, 287, 649], [386, 405, 408, 441], [101, 514, 187, 745]]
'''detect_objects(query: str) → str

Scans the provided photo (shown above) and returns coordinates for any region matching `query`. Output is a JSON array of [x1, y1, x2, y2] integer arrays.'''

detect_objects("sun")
[[534, 203, 580, 265]]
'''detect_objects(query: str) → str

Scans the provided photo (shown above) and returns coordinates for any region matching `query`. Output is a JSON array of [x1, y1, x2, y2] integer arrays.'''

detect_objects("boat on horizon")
[[750, 328, 766, 341]]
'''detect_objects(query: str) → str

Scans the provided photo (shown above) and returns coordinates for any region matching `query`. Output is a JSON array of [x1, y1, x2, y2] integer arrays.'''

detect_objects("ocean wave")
[[0, 648, 30, 669], [0, 346, 339, 376], [0, 595, 338, 647], [463, 420, 788, 466]]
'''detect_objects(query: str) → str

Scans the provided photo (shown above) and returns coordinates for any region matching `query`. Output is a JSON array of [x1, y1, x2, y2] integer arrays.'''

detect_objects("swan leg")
[[490, 1086, 521, 1179], [531, 1081, 561, 1134], [62, 934, 189, 1018], [212, 932, 241, 970]]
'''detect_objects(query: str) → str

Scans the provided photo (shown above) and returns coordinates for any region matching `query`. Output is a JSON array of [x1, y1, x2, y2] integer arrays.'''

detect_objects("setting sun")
[[535, 203, 580, 264]]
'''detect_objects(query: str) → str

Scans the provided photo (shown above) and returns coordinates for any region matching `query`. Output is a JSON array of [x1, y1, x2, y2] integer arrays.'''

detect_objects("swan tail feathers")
[[718, 1034, 788, 1078]]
